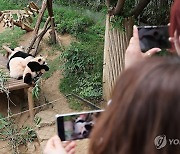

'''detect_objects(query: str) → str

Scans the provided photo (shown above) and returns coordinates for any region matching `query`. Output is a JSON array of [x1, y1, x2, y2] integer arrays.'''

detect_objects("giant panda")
[[7, 46, 34, 70], [72, 114, 94, 139], [23, 56, 49, 84]]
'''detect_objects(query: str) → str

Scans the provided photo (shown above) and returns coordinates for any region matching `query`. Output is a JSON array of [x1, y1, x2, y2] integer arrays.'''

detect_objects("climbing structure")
[[26, 0, 60, 56], [0, 2, 39, 32]]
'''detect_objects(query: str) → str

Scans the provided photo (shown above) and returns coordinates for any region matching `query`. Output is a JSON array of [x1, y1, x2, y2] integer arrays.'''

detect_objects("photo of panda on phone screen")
[[138, 25, 171, 52], [56, 110, 103, 141]]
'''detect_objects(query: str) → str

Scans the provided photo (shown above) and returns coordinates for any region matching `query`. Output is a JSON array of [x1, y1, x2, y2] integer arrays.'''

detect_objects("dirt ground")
[[0, 22, 89, 153]]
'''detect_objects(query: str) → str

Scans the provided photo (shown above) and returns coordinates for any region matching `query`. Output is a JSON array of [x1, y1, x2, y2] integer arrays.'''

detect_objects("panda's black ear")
[[41, 65, 49, 71], [28, 62, 41, 72]]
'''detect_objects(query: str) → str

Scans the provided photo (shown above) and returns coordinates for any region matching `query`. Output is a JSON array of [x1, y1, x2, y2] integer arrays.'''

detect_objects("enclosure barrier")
[[103, 15, 133, 101]]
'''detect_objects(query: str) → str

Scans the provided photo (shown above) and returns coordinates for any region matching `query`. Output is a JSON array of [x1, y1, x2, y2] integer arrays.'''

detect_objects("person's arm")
[[125, 25, 161, 69], [44, 135, 76, 154]]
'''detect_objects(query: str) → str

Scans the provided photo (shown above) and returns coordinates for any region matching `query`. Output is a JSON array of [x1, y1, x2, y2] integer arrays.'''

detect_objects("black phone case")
[[138, 26, 171, 52]]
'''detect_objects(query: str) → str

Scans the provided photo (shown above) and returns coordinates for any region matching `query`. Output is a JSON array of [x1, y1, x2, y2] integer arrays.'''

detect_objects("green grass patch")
[[55, 6, 105, 102], [0, 27, 25, 55], [43, 56, 61, 79], [53, 7, 94, 36], [0, 0, 21, 10], [67, 97, 83, 111]]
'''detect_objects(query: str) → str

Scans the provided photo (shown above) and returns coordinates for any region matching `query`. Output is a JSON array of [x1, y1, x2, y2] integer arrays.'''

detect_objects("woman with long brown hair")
[[89, 56, 180, 154]]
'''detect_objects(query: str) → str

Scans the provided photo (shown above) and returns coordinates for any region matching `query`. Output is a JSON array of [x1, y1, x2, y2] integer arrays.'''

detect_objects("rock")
[[27, 142, 35, 153], [36, 125, 56, 142], [35, 110, 57, 127]]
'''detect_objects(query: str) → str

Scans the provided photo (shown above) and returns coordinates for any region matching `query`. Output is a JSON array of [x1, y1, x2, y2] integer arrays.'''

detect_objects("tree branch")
[[130, 0, 151, 18], [113, 0, 126, 15]]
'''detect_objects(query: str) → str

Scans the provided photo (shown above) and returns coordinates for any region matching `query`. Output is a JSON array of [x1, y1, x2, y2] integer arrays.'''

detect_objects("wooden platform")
[[0, 55, 34, 122]]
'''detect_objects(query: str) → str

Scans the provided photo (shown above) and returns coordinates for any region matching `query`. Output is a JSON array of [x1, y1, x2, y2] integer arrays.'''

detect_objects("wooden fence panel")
[[103, 15, 133, 101]]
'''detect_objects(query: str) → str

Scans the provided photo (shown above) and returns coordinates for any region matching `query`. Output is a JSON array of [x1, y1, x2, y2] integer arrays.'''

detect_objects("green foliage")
[[67, 97, 83, 111], [61, 42, 94, 75], [0, 69, 10, 94], [0, 0, 22, 10], [32, 79, 41, 99], [34, 116, 41, 128], [43, 56, 61, 79], [0, 114, 37, 152], [55, 0, 105, 11], [60, 40, 103, 100], [55, 5, 105, 101], [110, 16, 126, 31], [54, 7, 94, 36], [74, 73, 102, 99], [0, 27, 25, 55]]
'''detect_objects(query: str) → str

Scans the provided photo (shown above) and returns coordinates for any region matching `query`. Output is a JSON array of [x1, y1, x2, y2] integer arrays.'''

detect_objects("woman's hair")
[[89, 56, 180, 154], [169, 0, 180, 49]]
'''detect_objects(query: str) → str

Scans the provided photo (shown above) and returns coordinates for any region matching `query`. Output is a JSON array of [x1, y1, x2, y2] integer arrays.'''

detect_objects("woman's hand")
[[44, 135, 76, 154], [125, 25, 161, 69]]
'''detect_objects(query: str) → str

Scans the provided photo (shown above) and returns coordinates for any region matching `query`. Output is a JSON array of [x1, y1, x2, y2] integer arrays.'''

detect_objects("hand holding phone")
[[138, 26, 171, 52], [56, 110, 103, 141]]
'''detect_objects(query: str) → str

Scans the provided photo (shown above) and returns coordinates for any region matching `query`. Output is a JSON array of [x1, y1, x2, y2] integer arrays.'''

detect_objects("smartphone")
[[56, 110, 103, 141], [138, 25, 171, 52]]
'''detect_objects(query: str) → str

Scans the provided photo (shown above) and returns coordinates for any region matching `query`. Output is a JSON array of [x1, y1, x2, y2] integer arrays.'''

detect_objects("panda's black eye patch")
[[38, 59, 41, 62]]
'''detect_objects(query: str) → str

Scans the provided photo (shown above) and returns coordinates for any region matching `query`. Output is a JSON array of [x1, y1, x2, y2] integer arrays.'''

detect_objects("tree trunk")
[[130, 0, 151, 18], [112, 0, 126, 15], [103, 15, 133, 101]]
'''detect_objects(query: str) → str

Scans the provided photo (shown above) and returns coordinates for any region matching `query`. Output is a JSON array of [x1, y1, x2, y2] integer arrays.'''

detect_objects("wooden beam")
[[13, 20, 34, 32], [27, 5, 35, 17], [47, 0, 56, 43], [0, 13, 5, 22], [26, 0, 47, 53], [2, 45, 13, 54], [30, 1, 40, 11], [30, 2, 39, 13], [32, 17, 51, 56]]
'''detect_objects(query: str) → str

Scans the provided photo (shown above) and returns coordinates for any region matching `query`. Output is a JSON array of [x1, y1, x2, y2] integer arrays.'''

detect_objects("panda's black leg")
[[24, 73, 32, 84]]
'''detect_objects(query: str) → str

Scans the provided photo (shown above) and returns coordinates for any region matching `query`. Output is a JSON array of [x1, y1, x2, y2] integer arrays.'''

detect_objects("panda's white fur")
[[23, 56, 49, 84], [8, 46, 34, 79], [9, 56, 34, 79]]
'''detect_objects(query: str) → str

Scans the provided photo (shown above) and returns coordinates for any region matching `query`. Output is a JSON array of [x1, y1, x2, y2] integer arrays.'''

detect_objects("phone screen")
[[138, 26, 171, 52], [56, 110, 103, 141]]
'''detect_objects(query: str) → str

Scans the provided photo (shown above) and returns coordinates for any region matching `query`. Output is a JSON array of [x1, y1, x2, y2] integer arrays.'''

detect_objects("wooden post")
[[27, 87, 34, 123], [103, 14, 111, 101], [47, 0, 56, 44], [13, 20, 34, 32], [0, 14, 5, 22], [32, 17, 51, 56]]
